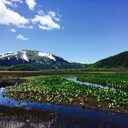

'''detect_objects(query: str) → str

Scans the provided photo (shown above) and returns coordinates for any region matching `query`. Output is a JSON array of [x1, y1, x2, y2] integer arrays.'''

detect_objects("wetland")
[[0, 71, 128, 128]]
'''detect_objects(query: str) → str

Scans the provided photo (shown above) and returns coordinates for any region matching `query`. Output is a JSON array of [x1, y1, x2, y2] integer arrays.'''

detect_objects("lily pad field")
[[6, 75, 128, 113]]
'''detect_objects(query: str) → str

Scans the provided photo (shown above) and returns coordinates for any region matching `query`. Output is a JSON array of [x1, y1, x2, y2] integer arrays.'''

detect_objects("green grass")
[[77, 74, 128, 89], [6, 75, 128, 110]]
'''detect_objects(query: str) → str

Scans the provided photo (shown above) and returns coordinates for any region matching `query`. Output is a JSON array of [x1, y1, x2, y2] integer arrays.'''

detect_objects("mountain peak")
[[19, 49, 56, 61], [0, 49, 85, 70], [38, 52, 56, 61]]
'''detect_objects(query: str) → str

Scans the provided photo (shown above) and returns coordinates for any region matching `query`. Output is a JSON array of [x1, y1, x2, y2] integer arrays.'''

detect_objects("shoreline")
[[0, 78, 26, 88], [77, 79, 128, 90], [6, 91, 128, 114]]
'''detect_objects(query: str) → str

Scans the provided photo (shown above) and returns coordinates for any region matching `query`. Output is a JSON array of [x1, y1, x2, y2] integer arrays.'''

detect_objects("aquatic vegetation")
[[6, 75, 128, 113], [77, 74, 128, 89]]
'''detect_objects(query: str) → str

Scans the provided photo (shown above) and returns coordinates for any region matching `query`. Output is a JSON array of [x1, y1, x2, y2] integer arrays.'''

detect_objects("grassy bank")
[[0, 69, 115, 78], [6, 75, 128, 114], [77, 74, 128, 90]]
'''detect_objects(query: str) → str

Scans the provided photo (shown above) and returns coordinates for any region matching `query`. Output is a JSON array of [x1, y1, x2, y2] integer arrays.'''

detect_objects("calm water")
[[0, 120, 54, 128], [66, 77, 125, 91], [0, 87, 128, 128]]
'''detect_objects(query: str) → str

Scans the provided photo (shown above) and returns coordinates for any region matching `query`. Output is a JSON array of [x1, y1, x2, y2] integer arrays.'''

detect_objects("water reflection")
[[0, 114, 128, 128], [0, 120, 54, 128], [0, 87, 128, 128]]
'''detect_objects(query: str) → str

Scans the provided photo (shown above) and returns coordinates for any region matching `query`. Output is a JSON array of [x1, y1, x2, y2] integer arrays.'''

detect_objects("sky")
[[0, 0, 128, 64]]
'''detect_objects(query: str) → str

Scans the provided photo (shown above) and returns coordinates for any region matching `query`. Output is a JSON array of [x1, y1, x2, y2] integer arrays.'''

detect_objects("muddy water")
[[0, 87, 128, 128]]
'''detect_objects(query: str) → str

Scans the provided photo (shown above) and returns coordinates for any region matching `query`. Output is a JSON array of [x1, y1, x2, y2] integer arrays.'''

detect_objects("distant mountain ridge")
[[88, 51, 128, 69], [0, 49, 86, 70]]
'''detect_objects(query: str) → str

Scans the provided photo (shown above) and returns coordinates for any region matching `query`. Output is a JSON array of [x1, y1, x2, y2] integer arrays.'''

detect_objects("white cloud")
[[38, 9, 44, 15], [16, 34, 29, 40], [1, 0, 14, 7], [48, 11, 56, 18], [38, 25, 52, 31], [25, 0, 36, 11], [1, 0, 12, 6], [32, 12, 60, 30], [1, 0, 18, 7], [48, 11, 61, 21], [0, 0, 62, 31], [18, 25, 33, 29], [9, 28, 16, 32], [11, 0, 23, 3], [0, 1, 29, 27]]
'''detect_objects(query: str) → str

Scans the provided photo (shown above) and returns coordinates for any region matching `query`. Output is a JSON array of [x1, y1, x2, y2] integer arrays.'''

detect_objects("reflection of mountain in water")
[[1, 115, 128, 128], [0, 120, 55, 128]]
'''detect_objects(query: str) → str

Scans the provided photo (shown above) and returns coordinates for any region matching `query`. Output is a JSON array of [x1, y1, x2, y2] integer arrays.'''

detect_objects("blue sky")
[[0, 0, 128, 63]]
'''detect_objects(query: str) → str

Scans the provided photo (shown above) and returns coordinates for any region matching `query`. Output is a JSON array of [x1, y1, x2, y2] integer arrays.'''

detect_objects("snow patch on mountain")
[[21, 51, 29, 62], [0, 52, 18, 58], [8, 57, 10, 60], [38, 52, 56, 61]]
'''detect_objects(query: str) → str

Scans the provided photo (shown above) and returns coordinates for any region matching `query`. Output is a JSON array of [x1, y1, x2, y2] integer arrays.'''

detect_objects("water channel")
[[66, 77, 119, 91]]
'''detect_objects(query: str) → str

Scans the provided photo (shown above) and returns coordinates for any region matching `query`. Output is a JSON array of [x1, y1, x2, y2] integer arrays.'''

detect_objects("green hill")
[[88, 51, 128, 69]]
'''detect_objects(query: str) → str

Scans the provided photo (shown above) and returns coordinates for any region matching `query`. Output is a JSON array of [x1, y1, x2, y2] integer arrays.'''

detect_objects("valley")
[[0, 51, 128, 128]]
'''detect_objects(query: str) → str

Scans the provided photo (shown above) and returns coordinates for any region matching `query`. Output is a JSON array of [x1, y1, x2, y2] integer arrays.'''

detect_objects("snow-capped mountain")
[[0, 49, 85, 70]]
